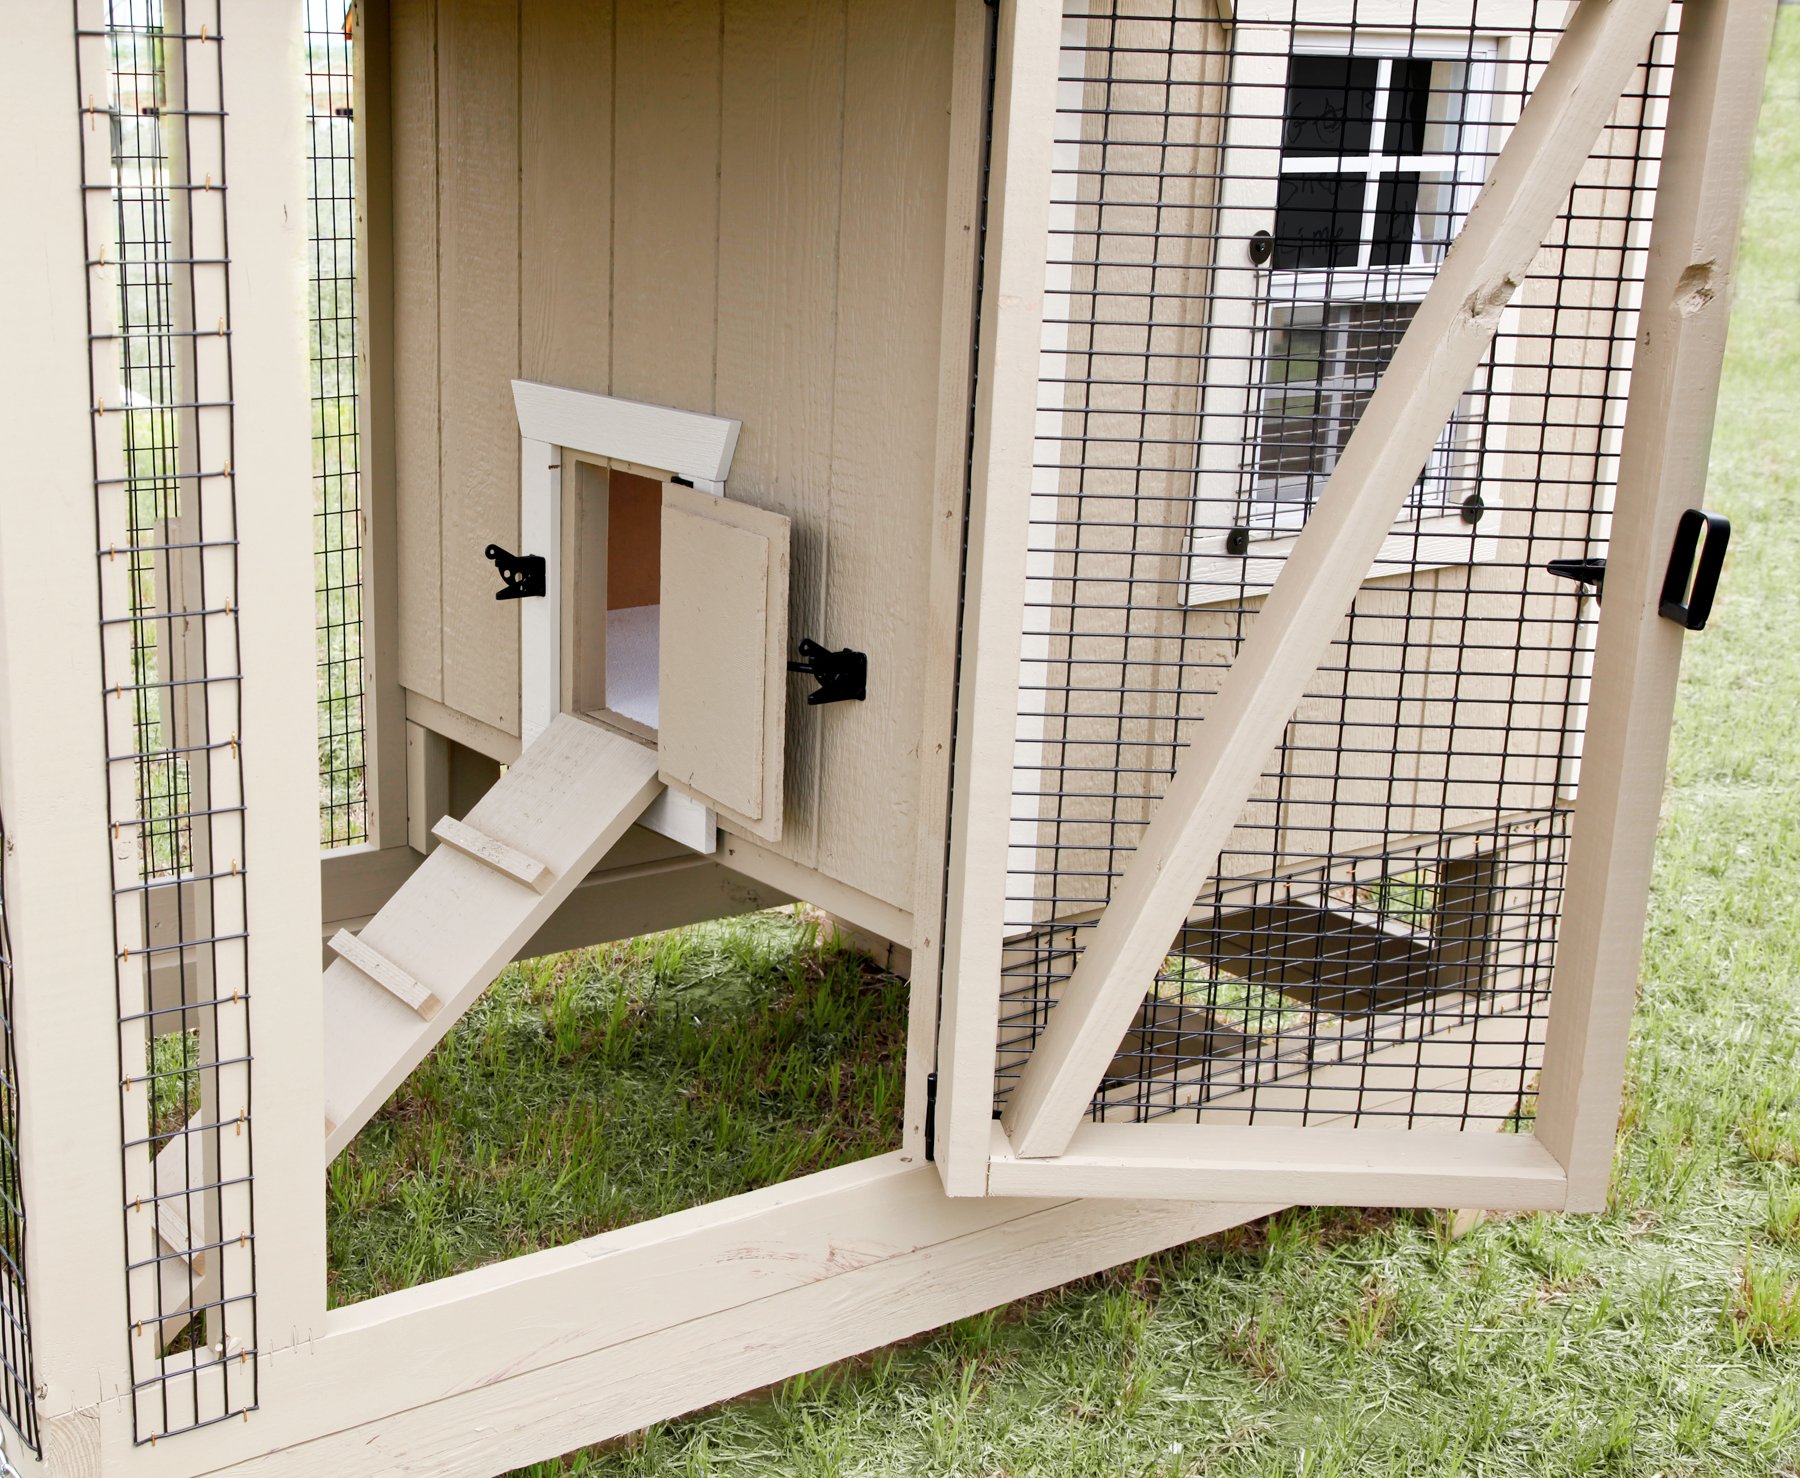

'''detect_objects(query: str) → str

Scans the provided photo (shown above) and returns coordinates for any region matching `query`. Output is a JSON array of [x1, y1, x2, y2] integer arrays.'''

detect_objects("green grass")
[[336, 18, 1800, 1473], [327, 912, 908, 1306]]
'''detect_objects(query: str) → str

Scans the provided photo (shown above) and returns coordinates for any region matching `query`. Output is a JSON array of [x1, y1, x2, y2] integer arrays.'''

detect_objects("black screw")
[[1460, 493, 1485, 526], [1248, 230, 1274, 267], [1225, 525, 1251, 556]]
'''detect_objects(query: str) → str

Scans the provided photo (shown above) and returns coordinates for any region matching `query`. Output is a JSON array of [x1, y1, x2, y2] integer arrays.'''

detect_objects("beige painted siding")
[[386, 0, 960, 912]]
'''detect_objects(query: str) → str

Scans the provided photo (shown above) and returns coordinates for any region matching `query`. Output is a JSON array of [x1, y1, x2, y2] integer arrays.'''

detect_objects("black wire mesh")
[[991, 1, 1673, 1131], [76, 0, 259, 1441], [0, 807, 42, 1457], [308, 2, 367, 849]]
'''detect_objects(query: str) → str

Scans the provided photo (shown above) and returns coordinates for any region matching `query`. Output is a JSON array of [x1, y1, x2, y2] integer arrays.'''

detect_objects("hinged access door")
[[513, 382, 793, 847], [931, 0, 1771, 1209], [658, 482, 791, 842]]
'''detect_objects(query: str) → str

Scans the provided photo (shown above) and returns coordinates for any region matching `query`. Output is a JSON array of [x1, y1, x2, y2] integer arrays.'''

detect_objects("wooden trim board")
[[511, 380, 741, 484], [41, 1155, 1281, 1477], [429, 815, 552, 891], [1534, 0, 1777, 1210], [932, 0, 1066, 1197], [988, 1123, 1566, 1207]]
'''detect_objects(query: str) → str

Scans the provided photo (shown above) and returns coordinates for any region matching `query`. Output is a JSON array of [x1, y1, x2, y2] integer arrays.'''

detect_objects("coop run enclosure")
[[0, 0, 1770, 1472]]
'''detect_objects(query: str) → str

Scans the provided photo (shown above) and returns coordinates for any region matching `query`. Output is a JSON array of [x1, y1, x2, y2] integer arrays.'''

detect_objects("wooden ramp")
[[324, 716, 664, 1161]]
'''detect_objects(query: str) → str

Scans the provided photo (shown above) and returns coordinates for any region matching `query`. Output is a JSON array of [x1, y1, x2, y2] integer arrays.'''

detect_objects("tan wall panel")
[[521, 0, 613, 392], [386, 0, 962, 912], [437, 0, 521, 733], [815, 0, 959, 905], [714, 0, 849, 871], [392, 0, 442, 700], [613, 0, 721, 411]]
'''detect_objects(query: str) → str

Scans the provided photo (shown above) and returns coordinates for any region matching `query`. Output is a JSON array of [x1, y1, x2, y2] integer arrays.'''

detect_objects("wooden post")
[[903, 0, 993, 1166], [933, 0, 1065, 1194], [0, 6, 134, 1444], [1536, 0, 1778, 1212], [221, 0, 333, 1349], [1001, 0, 1676, 1162]]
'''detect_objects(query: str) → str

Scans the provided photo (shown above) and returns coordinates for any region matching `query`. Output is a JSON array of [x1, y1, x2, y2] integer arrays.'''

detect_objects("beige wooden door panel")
[[658, 482, 792, 843]]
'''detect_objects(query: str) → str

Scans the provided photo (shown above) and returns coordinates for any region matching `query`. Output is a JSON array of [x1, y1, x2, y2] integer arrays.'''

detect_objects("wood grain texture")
[[816, 0, 958, 906], [391, 0, 442, 700], [437, 0, 521, 734], [933, 0, 1066, 1193], [330, 928, 444, 1019], [0, 6, 136, 1405], [323, 717, 663, 1157], [1535, 0, 1777, 1210], [659, 483, 790, 838], [511, 380, 742, 482], [903, 0, 993, 1162], [714, 0, 847, 869], [389, 0, 956, 914], [521, 0, 612, 394], [105, 1157, 1276, 1478], [988, 1122, 1567, 1207], [356, 0, 411, 849], [430, 815, 553, 892], [613, 0, 721, 411]]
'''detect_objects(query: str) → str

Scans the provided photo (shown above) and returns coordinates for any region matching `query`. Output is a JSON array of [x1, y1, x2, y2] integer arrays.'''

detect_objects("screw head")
[[1225, 526, 1251, 556], [1248, 230, 1275, 267], [1460, 492, 1486, 526]]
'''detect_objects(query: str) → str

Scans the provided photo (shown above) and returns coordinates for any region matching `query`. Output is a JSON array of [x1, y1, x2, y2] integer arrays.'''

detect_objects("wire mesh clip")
[[485, 545, 546, 601]]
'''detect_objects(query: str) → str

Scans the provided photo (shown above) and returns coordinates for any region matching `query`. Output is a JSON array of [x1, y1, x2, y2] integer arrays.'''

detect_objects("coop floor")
[[606, 603, 659, 730], [325, 911, 908, 1307]]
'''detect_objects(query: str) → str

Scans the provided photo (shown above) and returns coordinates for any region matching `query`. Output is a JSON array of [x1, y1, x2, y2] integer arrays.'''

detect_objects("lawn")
[[337, 15, 1800, 1475]]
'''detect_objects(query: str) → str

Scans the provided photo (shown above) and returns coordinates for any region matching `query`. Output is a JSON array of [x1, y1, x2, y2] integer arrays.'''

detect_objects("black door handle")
[[1658, 509, 1730, 631]]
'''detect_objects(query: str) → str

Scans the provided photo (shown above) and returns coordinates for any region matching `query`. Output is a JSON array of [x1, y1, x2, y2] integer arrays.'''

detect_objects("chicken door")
[[513, 380, 790, 846]]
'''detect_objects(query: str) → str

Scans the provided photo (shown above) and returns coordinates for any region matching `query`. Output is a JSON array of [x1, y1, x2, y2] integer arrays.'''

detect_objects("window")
[[1181, 31, 1509, 598]]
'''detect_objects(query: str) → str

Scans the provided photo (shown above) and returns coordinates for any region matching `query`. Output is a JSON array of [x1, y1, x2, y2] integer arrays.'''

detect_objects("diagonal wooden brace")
[[1002, 0, 1677, 1162]]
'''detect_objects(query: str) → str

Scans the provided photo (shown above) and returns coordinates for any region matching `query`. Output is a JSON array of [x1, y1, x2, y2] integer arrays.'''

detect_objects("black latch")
[[924, 1071, 937, 1161], [485, 544, 546, 601], [1546, 555, 1607, 603], [788, 639, 867, 705], [1658, 509, 1730, 631]]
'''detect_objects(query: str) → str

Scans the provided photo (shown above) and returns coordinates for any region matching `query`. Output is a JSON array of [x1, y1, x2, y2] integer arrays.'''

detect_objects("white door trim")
[[513, 383, 743, 854]]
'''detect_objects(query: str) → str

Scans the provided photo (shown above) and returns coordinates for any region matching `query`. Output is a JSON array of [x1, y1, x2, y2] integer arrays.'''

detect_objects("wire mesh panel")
[[0, 806, 41, 1458], [991, 1, 1672, 1132], [75, 0, 259, 1441], [307, 1, 367, 848]]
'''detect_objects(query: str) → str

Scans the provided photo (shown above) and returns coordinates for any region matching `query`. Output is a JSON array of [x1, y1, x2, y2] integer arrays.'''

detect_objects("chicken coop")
[[0, 0, 1769, 1470]]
